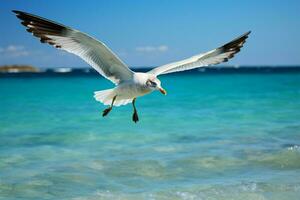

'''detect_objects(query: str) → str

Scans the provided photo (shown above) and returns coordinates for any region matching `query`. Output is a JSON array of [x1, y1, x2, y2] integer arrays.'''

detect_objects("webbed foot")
[[132, 110, 139, 123], [102, 107, 112, 117]]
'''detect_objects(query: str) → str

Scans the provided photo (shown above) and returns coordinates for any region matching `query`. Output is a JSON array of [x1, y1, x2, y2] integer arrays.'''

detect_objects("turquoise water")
[[1, 73, 300, 200]]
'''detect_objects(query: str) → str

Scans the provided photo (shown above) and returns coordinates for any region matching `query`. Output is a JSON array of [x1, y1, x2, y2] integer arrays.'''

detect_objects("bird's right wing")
[[13, 10, 134, 85], [148, 31, 251, 76]]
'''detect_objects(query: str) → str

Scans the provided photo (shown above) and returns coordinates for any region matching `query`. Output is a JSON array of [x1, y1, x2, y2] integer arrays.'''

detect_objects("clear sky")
[[1, 0, 300, 68]]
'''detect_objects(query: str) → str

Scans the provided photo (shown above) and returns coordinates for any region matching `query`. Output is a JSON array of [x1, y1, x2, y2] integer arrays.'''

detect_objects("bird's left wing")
[[13, 10, 134, 85], [148, 31, 251, 76]]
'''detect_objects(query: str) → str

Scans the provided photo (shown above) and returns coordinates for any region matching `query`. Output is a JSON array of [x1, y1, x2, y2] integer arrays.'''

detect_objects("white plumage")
[[13, 10, 250, 122]]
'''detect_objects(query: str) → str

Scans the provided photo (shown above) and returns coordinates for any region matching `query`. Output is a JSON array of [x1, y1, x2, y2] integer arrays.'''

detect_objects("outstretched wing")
[[13, 10, 134, 84], [148, 31, 251, 76]]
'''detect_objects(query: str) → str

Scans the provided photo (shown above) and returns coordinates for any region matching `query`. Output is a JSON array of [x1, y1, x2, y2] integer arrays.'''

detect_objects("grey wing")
[[148, 31, 251, 76], [13, 10, 134, 85]]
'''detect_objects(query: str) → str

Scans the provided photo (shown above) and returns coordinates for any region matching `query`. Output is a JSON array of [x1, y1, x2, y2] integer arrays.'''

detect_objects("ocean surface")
[[1, 71, 300, 200]]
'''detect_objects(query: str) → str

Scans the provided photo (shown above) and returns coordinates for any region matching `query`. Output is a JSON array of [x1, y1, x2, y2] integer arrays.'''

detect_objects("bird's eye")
[[147, 80, 157, 87]]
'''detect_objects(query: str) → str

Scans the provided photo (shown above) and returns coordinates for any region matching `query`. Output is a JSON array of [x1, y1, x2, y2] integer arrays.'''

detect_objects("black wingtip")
[[238, 31, 251, 39], [12, 10, 21, 14], [12, 10, 28, 17], [12, 10, 34, 17], [232, 31, 251, 41], [246, 30, 251, 35]]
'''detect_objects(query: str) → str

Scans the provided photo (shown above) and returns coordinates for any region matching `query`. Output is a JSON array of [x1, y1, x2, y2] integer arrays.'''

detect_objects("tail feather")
[[93, 89, 132, 106], [94, 89, 114, 105]]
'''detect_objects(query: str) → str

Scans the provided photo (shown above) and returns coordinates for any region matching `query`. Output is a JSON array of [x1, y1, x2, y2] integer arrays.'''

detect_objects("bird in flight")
[[13, 10, 251, 123]]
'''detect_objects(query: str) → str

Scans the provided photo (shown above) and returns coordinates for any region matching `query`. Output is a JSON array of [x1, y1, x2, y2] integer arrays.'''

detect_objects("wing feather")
[[13, 10, 134, 84], [148, 31, 251, 76]]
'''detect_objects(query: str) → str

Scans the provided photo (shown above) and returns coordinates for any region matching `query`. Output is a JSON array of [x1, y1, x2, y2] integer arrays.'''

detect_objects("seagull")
[[13, 10, 251, 123]]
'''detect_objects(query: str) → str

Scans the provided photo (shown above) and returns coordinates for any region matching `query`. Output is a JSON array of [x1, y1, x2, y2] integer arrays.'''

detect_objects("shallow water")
[[1, 73, 300, 199]]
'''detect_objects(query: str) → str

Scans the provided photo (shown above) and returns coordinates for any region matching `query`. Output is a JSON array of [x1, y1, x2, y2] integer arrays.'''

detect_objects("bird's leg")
[[132, 98, 139, 123], [102, 95, 117, 117]]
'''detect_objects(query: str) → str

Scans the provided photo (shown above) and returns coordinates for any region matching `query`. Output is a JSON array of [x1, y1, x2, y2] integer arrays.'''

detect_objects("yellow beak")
[[159, 87, 167, 95]]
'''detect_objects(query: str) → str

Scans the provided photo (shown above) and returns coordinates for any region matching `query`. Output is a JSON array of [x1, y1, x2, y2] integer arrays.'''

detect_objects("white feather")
[[148, 31, 250, 76]]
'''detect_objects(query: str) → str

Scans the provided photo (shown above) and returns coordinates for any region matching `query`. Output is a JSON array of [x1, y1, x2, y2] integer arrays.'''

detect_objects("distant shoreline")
[[1, 66, 300, 77], [0, 65, 40, 73]]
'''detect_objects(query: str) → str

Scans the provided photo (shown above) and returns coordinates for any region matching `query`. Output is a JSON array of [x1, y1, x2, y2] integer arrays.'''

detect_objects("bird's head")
[[146, 76, 167, 95]]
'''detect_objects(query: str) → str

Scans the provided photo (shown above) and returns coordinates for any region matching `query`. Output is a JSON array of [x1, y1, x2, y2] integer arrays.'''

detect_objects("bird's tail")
[[93, 89, 132, 106], [94, 89, 115, 105]]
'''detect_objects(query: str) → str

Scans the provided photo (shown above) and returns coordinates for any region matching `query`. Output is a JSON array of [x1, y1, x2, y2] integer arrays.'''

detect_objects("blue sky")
[[1, 0, 300, 68]]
